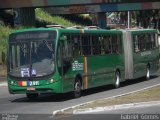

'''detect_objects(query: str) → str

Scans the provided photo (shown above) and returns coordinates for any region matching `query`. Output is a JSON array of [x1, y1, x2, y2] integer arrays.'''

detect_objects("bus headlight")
[[46, 79, 55, 84], [10, 80, 17, 85], [50, 79, 54, 83]]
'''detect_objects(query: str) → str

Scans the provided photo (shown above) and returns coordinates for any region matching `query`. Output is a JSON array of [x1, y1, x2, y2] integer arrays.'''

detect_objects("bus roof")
[[123, 28, 157, 33], [10, 27, 157, 35], [10, 27, 122, 35]]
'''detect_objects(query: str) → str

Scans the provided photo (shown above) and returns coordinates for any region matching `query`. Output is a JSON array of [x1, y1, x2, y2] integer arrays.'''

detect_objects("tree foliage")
[[117, 10, 160, 30]]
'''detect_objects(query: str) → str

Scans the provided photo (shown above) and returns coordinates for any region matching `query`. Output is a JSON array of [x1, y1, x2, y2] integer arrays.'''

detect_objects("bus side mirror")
[[60, 35, 67, 42]]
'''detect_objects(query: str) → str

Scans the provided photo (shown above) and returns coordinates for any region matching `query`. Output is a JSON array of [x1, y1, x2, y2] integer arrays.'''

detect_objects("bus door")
[[58, 35, 73, 92]]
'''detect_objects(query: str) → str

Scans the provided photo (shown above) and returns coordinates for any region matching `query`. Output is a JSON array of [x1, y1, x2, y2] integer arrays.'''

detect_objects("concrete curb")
[[0, 82, 7, 87], [73, 101, 160, 114], [52, 84, 160, 116]]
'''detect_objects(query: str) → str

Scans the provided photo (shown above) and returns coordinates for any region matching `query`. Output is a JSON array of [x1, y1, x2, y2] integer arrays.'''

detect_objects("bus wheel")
[[26, 93, 38, 99], [73, 79, 82, 98], [114, 71, 121, 88], [146, 66, 150, 80]]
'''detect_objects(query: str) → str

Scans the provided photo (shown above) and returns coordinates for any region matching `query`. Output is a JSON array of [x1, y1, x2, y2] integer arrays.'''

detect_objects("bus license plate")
[[27, 88, 35, 91]]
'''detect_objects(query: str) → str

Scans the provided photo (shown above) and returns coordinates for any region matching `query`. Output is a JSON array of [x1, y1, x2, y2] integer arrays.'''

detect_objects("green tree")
[[118, 10, 160, 30]]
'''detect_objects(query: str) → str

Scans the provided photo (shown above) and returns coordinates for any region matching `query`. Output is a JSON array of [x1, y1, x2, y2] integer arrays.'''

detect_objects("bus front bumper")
[[8, 81, 62, 94]]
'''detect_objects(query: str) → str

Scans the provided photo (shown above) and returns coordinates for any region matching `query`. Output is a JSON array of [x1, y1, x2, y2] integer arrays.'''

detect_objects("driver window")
[[58, 42, 63, 75], [62, 35, 72, 74]]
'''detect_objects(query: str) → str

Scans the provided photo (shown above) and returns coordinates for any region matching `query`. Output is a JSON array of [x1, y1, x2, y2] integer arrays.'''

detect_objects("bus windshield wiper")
[[43, 40, 53, 52], [19, 41, 26, 53]]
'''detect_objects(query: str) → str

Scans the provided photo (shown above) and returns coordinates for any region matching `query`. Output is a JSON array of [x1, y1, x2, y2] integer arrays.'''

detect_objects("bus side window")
[[151, 33, 156, 49], [134, 35, 140, 52], [100, 35, 110, 54], [145, 34, 150, 50], [138, 35, 143, 51], [143, 34, 148, 51], [111, 35, 120, 54], [72, 35, 81, 56], [92, 35, 101, 55], [101, 36, 106, 55], [58, 35, 72, 75], [110, 35, 116, 54], [62, 36, 72, 74], [141, 34, 146, 51], [82, 35, 91, 55], [99, 36, 105, 55], [118, 34, 122, 53]]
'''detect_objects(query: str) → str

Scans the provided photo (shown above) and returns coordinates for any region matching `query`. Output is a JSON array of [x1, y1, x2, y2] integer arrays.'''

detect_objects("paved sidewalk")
[[72, 101, 160, 114], [0, 76, 7, 86], [0, 76, 6, 82], [0, 64, 6, 82], [0, 81, 7, 86]]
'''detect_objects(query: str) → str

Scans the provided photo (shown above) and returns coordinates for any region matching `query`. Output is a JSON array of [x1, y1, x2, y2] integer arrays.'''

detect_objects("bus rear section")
[[123, 29, 159, 80], [7, 29, 63, 98], [56, 29, 125, 98]]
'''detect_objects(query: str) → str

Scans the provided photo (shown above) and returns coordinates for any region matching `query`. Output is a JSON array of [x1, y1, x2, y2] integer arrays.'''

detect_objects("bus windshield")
[[8, 31, 56, 78]]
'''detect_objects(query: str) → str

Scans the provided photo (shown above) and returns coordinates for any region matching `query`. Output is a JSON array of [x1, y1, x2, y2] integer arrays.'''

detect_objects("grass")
[[60, 85, 160, 114], [84, 85, 160, 108], [0, 24, 29, 64], [0, 25, 12, 64], [35, 8, 77, 27]]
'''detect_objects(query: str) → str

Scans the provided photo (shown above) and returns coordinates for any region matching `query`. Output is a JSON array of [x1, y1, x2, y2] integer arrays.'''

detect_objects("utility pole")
[[128, 11, 130, 29]]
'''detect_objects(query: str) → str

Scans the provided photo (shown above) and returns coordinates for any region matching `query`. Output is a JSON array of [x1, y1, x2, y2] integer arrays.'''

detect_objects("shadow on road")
[[83, 75, 158, 96], [11, 75, 158, 103], [11, 93, 74, 102]]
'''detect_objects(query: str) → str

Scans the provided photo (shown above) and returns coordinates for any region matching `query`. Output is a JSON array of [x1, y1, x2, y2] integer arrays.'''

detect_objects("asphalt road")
[[0, 75, 160, 120]]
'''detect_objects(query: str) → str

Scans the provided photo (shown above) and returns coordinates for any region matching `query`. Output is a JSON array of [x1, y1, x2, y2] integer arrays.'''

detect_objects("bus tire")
[[26, 93, 38, 99], [114, 71, 121, 88], [146, 65, 150, 80], [73, 78, 82, 98]]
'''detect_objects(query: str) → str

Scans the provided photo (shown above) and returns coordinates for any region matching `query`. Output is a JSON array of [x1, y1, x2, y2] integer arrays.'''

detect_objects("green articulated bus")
[[7, 27, 159, 99]]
